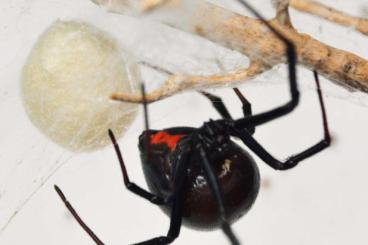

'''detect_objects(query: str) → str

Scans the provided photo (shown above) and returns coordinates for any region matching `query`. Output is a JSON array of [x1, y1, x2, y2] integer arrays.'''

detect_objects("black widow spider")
[[54, 1, 331, 244]]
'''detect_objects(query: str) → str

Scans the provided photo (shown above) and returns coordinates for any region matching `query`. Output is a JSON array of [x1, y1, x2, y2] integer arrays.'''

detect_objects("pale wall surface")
[[0, 0, 368, 244]]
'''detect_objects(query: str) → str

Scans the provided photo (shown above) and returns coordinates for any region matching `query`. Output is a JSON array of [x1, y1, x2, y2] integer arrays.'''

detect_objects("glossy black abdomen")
[[139, 129, 260, 230]]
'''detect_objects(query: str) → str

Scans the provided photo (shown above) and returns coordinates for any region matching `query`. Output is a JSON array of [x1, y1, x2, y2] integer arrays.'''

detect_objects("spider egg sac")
[[21, 21, 139, 151]]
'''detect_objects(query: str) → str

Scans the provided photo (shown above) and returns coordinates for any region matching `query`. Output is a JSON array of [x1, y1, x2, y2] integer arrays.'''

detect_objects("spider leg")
[[108, 129, 170, 205], [200, 88, 255, 134], [133, 141, 191, 245], [233, 88, 252, 117], [132, 84, 184, 245], [197, 143, 240, 245], [106, 84, 171, 205], [232, 71, 331, 170], [129, 83, 189, 244], [234, 0, 299, 129], [54, 185, 105, 245], [233, 88, 255, 134], [54, 142, 190, 245], [200, 91, 232, 119]]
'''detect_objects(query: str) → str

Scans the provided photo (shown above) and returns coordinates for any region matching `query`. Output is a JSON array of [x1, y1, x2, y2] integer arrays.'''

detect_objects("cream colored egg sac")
[[21, 21, 140, 151]]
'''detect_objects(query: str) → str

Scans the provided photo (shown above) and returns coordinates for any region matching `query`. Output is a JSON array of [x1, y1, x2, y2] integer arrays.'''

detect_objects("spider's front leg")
[[54, 140, 191, 245], [132, 140, 191, 245], [200, 88, 255, 134], [233, 0, 300, 128], [110, 83, 172, 205], [230, 1, 330, 170], [109, 129, 170, 205], [54, 186, 105, 245]]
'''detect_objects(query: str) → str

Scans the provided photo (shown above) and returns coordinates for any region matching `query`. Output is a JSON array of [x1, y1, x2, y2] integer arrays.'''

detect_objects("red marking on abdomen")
[[150, 131, 185, 151]]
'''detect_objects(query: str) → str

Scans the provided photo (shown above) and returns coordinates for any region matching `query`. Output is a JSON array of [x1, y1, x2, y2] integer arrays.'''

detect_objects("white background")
[[0, 0, 368, 244]]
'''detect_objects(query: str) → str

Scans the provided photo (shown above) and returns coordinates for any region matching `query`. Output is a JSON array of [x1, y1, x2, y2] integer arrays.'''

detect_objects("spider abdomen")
[[180, 141, 260, 230], [139, 129, 260, 230]]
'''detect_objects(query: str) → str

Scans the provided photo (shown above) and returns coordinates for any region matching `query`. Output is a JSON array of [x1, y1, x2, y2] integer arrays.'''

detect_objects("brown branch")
[[290, 0, 368, 36], [273, 0, 293, 27], [91, 0, 368, 103], [209, 16, 368, 92], [90, 0, 167, 13], [112, 60, 269, 103]]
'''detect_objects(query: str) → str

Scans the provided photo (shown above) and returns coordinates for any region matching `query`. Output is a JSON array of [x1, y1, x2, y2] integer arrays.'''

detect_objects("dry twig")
[[273, 0, 293, 27], [91, 0, 368, 103], [290, 0, 368, 36]]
